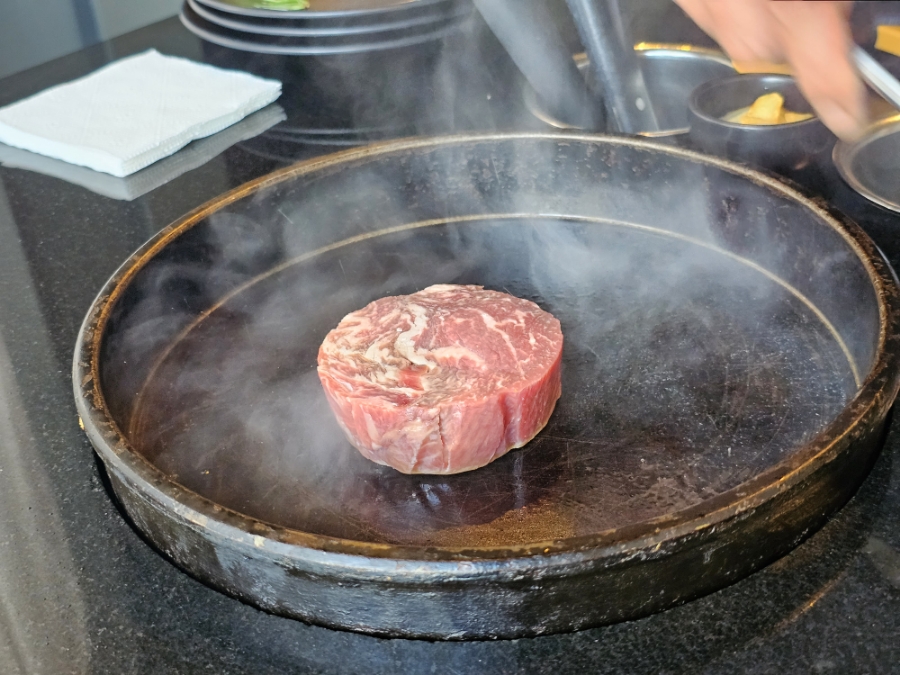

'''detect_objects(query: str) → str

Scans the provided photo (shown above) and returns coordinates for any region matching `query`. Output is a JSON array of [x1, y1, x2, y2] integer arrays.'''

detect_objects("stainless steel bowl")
[[522, 43, 735, 137], [834, 113, 900, 214]]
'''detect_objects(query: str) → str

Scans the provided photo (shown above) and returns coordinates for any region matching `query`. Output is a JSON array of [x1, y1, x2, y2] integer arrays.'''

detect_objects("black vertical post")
[[565, 0, 659, 134]]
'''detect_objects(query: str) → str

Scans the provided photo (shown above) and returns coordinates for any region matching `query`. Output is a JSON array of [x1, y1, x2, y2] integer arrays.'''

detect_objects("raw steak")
[[317, 284, 563, 474]]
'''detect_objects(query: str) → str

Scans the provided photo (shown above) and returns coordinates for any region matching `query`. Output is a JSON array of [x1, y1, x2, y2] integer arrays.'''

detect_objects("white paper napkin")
[[0, 49, 282, 177], [0, 104, 286, 201]]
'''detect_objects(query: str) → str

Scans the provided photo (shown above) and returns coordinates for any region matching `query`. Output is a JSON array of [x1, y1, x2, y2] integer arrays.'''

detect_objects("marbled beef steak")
[[317, 284, 563, 474]]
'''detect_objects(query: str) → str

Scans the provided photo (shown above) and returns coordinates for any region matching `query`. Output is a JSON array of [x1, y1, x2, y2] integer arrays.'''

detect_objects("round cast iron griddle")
[[74, 134, 900, 639]]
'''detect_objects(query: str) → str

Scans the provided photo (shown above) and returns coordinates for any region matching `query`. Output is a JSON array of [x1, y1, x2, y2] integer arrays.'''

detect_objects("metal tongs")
[[853, 45, 900, 111], [564, 0, 659, 134]]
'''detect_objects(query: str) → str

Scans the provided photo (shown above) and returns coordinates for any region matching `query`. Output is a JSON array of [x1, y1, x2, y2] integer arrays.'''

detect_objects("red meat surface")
[[317, 284, 563, 474]]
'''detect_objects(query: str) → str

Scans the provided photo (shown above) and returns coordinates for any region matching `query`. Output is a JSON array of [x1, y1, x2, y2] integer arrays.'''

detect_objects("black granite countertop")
[[1, 13, 900, 675]]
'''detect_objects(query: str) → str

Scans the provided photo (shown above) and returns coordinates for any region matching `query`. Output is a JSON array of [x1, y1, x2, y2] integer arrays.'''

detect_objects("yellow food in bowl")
[[875, 25, 900, 57], [723, 92, 814, 125]]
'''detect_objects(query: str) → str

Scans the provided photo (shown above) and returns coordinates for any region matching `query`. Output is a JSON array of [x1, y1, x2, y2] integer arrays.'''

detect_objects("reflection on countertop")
[[0, 188, 89, 675]]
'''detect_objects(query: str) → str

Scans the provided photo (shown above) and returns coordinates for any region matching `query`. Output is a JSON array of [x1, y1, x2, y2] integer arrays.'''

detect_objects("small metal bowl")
[[688, 73, 835, 176], [522, 43, 735, 137], [833, 113, 900, 214]]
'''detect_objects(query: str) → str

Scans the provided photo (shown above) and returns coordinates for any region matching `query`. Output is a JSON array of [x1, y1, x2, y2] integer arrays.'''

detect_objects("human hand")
[[674, 0, 867, 140]]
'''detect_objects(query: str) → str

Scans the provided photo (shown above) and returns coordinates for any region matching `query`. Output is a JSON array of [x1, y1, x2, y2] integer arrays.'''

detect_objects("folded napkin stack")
[[0, 49, 281, 177]]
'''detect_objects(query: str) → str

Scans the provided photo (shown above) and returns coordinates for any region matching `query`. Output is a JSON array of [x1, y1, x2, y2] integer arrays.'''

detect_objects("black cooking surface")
[[129, 217, 855, 546]]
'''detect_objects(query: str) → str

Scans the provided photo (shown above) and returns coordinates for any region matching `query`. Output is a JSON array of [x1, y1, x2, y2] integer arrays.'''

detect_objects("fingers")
[[676, 0, 868, 141], [675, 0, 783, 63], [769, 1, 867, 140]]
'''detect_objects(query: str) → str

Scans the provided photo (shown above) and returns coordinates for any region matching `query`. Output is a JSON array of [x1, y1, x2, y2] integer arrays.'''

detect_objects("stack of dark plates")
[[180, 0, 473, 55]]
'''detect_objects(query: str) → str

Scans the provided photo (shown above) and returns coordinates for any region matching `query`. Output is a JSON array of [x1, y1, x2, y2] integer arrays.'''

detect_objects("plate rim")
[[194, 0, 452, 20], [187, 0, 467, 36], [179, 6, 465, 54]]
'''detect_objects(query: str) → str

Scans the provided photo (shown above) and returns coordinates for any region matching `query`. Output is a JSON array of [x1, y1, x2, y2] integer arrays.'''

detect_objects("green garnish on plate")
[[257, 0, 310, 9]]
